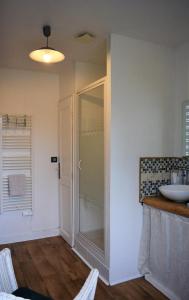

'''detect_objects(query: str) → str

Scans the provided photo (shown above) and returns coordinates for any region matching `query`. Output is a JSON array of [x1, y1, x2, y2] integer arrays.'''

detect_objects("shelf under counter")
[[142, 196, 189, 218]]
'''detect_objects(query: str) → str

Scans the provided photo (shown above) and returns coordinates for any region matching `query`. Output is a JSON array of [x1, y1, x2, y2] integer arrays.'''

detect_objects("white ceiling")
[[1, 0, 189, 72]]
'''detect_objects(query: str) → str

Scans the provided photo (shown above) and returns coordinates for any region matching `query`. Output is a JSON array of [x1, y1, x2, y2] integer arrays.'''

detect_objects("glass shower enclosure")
[[76, 81, 105, 252]]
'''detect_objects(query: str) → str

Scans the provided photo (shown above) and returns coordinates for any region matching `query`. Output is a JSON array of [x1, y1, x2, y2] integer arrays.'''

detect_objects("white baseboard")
[[0, 228, 60, 244], [60, 229, 73, 247], [72, 247, 141, 287], [109, 273, 142, 286], [145, 274, 180, 300]]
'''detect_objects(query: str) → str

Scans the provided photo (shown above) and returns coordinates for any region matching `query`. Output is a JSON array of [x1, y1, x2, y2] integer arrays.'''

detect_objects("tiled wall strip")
[[139, 157, 189, 200]]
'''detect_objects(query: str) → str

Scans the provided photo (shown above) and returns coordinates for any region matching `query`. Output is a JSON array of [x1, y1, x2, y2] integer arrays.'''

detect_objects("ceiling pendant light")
[[29, 25, 65, 64]]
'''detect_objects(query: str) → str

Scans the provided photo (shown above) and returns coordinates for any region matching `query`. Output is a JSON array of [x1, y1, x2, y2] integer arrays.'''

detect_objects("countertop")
[[143, 196, 189, 218]]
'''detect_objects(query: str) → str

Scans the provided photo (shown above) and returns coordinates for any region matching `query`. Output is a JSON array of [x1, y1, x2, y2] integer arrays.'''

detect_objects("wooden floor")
[[0, 236, 168, 300]]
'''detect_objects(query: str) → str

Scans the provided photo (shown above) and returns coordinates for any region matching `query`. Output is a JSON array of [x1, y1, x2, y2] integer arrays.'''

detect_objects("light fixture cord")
[[47, 36, 49, 48]]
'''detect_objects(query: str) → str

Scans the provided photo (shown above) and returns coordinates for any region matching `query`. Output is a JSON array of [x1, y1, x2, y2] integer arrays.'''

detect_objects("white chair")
[[73, 269, 99, 300], [0, 249, 18, 294], [0, 248, 99, 300]]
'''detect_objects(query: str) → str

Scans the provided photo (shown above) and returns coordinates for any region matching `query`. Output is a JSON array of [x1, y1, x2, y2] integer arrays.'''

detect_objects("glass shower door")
[[78, 84, 104, 251]]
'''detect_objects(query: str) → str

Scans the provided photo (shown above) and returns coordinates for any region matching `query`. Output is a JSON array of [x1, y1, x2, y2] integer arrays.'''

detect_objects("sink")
[[159, 185, 189, 203]]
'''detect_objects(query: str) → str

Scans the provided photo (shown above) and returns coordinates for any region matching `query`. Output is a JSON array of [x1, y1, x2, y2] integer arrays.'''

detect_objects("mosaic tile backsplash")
[[140, 157, 189, 200]]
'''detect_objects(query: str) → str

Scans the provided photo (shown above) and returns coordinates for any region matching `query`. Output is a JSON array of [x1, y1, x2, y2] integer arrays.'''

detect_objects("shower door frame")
[[73, 77, 110, 281]]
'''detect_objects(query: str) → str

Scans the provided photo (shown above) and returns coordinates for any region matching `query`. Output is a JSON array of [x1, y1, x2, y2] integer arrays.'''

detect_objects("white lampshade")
[[29, 47, 65, 63], [29, 25, 65, 64]]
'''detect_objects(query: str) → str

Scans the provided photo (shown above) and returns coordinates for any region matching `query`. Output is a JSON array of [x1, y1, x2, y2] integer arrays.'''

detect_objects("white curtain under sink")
[[139, 204, 189, 300]]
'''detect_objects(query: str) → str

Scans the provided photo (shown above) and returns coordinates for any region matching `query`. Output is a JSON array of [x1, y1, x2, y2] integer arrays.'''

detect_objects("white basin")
[[159, 185, 189, 203]]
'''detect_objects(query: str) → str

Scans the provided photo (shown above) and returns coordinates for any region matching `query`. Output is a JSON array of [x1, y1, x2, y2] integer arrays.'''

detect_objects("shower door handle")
[[58, 162, 61, 179], [78, 160, 82, 170]]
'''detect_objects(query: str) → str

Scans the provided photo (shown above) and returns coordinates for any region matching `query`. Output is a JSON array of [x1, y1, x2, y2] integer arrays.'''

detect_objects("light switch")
[[51, 156, 58, 163]]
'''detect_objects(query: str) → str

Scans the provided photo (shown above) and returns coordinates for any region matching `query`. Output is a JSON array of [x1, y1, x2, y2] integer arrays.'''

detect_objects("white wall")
[[174, 43, 189, 156], [59, 61, 75, 99], [108, 34, 175, 284], [0, 68, 59, 243], [59, 61, 106, 99], [75, 62, 106, 91]]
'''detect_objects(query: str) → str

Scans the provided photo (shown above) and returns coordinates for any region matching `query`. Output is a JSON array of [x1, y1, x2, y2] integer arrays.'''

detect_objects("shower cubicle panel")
[[78, 84, 104, 251]]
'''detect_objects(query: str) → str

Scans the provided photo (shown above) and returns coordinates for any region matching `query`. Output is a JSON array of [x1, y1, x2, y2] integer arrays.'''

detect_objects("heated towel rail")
[[0, 115, 32, 213]]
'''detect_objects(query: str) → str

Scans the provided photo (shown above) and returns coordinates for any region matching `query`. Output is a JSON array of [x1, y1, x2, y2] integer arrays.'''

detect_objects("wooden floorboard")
[[0, 236, 168, 300]]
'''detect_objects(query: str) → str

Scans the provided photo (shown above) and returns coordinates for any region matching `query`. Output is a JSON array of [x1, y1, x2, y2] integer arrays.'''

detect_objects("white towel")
[[8, 175, 26, 196]]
